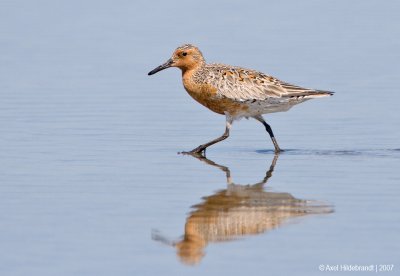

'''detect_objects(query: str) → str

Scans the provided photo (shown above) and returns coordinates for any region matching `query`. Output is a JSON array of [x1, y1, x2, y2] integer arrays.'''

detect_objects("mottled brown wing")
[[206, 64, 332, 101]]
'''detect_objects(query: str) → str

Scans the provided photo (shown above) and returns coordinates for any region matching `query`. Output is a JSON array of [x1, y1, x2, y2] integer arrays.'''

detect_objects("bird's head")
[[148, 44, 205, 75]]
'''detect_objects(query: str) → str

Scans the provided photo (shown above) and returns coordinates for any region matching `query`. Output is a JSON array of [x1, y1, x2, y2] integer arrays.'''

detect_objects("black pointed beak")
[[148, 59, 174, 75]]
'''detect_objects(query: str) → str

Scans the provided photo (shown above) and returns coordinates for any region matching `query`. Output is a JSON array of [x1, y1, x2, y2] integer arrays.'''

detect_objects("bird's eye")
[[182, 52, 187, 56]]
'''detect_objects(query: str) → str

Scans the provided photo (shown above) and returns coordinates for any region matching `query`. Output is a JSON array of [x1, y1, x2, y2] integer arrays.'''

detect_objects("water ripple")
[[256, 149, 400, 158]]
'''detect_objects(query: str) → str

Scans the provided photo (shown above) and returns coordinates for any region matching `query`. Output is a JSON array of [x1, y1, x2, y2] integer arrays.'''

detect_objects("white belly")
[[237, 97, 311, 118]]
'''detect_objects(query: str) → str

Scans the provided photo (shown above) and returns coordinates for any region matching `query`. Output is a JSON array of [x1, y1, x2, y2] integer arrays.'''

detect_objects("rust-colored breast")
[[183, 72, 248, 116]]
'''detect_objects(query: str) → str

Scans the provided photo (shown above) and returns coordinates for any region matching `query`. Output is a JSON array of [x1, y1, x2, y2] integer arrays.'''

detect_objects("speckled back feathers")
[[192, 63, 333, 102]]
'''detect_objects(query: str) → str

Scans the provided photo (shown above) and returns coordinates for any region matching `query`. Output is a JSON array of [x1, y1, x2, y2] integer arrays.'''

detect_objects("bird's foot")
[[178, 151, 205, 157], [178, 146, 206, 156]]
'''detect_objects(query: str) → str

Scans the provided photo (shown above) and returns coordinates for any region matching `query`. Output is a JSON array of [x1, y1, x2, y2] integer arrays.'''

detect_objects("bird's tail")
[[304, 90, 334, 98]]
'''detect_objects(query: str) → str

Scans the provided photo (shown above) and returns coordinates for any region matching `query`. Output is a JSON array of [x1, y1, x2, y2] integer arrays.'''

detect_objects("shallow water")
[[1, 0, 400, 275]]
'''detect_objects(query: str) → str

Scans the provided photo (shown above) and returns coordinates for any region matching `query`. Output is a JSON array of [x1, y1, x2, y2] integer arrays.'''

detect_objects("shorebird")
[[148, 44, 333, 154]]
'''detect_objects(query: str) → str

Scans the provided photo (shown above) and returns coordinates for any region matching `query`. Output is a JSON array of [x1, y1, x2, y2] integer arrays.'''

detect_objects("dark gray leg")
[[182, 116, 233, 155], [253, 115, 282, 153]]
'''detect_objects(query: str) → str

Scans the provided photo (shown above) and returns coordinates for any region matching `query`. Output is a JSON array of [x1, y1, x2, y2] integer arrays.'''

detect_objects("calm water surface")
[[1, 1, 399, 275]]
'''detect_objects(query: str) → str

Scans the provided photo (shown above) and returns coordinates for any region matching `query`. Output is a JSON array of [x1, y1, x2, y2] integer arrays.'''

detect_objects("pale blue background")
[[1, 0, 399, 275]]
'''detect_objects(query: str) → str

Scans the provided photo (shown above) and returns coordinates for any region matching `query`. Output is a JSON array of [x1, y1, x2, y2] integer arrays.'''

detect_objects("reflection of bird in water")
[[152, 154, 333, 265]]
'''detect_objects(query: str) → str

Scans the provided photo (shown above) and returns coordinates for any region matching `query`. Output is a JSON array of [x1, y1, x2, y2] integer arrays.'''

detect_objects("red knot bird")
[[148, 44, 333, 154]]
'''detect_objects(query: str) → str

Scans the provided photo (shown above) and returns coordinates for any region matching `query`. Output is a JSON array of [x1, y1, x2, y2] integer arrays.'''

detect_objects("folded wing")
[[206, 64, 333, 102]]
